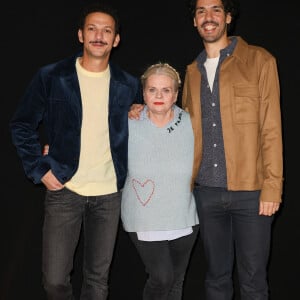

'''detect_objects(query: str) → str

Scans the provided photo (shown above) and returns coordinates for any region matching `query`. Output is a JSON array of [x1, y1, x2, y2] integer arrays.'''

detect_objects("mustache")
[[201, 21, 219, 28], [89, 40, 107, 45]]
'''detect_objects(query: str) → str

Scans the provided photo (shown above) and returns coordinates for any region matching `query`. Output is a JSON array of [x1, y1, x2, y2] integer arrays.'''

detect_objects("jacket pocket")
[[233, 84, 260, 124]]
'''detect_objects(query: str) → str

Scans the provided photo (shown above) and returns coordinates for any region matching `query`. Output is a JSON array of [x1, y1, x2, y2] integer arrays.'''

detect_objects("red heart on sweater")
[[132, 179, 155, 206]]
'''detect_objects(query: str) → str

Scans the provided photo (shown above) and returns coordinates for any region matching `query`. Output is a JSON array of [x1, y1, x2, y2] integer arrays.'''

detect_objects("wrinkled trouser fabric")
[[194, 186, 273, 300], [129, 225, 199, 300], [42, 187, 121, 300]]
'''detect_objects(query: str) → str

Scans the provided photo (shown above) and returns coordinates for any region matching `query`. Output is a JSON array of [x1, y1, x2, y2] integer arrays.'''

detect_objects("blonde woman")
[[121, 63, 199, 300]]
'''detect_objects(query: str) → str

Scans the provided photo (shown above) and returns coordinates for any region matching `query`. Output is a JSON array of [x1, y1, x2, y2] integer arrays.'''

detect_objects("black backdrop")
[[1, 1, 296, 299]]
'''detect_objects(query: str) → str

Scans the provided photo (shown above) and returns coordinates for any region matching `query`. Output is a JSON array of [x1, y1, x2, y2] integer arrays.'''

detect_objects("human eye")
[[162, 88, 172, 95], [213, 6, 224, 14], [195, 8, 205, 15], [104, 27, 113, 34], [148, 87, 156, 94], [87, 25, 95, 31]]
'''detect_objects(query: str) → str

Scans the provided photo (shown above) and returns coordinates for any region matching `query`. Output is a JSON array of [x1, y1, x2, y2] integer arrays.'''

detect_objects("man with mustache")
[[10, 2, 142, 299], [182, 0, 283, 299]]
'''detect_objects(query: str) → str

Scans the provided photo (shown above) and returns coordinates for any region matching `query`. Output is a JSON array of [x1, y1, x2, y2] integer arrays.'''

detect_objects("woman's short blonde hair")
[[141, 62, 181, 91]]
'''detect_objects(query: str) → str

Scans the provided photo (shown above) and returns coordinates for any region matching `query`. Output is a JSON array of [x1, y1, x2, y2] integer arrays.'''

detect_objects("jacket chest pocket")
[[233, 85, 260, 124]]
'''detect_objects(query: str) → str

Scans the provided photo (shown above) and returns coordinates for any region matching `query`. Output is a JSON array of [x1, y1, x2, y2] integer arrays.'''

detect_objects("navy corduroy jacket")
[[10, 52, 143, 190]]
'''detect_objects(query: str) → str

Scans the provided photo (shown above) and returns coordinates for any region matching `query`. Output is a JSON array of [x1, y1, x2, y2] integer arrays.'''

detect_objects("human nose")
[[205, 10, 213, 20], [96, 29, 104, 38], [155, 90, 163, 98]]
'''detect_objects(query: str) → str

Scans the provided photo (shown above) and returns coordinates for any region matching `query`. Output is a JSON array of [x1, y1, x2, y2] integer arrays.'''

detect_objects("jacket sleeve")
[[259, 56, 284, 203], [10, 70, 51, 184]]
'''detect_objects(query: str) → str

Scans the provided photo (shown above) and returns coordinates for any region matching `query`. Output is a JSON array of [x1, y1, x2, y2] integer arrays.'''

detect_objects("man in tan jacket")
[[182, 0, 283, 299]]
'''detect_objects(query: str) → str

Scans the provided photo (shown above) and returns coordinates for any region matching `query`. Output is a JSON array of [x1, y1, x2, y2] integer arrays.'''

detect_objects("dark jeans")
[[194, 186, 273, 300], [129, 225, 199, 300], [42, 187, 121, 300]]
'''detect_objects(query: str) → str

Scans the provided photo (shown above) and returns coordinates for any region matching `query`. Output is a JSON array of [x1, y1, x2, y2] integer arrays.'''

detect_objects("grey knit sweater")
[[121, 105, 199, 232]]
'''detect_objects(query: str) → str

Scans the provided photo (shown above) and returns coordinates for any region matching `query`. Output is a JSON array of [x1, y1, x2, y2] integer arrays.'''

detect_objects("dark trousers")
[[42, 187, 121, 300], [129, 225, 199, 300], [194, 186, 273, 300]]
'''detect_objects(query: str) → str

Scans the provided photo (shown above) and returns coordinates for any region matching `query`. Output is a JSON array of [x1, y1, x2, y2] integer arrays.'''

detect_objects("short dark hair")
[[78, 2, 120, 34], [189, 0, 239, 20], [188, 0, 239, 33]]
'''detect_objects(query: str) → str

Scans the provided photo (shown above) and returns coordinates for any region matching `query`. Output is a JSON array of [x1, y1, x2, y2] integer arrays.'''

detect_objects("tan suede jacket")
[[182, 37, 283, 203]]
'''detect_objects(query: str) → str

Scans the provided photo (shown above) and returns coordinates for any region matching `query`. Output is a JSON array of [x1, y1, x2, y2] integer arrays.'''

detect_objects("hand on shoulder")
[[128, 104, 144, 120]]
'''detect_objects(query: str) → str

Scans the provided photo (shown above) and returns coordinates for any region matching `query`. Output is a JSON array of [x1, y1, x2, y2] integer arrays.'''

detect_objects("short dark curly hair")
[[188, 0, 239, 33], [78, 2, 120, 35], [188, 0, 239, 20]]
